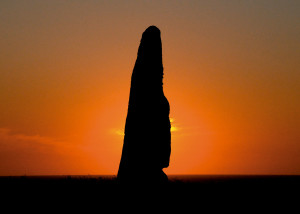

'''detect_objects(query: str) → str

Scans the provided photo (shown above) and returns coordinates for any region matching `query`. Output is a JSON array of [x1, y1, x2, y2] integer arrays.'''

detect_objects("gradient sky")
[[0, 0, 299, 175]]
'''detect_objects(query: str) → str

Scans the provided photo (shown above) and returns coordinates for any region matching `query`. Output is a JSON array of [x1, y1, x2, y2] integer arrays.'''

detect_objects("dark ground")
[[1, 175, 299, 209]]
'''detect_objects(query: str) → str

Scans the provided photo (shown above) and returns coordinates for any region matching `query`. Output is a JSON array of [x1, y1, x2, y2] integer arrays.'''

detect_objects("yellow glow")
[[171, 126, 178, 132], [112, 129, 124, 136]]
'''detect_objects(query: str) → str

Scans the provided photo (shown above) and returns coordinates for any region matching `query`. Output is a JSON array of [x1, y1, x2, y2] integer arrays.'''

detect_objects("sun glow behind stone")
[[112, 129, 124, 136], [171, 126, 178, 132]]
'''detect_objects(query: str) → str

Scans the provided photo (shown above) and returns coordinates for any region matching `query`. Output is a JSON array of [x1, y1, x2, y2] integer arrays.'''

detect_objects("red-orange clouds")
[[0, 128, 100, 175]]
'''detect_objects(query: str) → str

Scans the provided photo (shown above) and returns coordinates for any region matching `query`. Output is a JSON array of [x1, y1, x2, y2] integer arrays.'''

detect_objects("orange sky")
[[0, 1, 299, 175]]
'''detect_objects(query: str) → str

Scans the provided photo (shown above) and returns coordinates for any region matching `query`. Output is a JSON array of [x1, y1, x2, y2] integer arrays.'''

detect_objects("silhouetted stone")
[[117, 26, 171, 185]]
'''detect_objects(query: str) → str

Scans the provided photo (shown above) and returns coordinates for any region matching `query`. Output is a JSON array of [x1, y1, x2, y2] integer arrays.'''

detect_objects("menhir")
[[117, 26, 171, 184]]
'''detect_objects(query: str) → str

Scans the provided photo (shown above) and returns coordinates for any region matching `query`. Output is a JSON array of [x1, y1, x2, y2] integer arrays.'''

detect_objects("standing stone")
[[117, 26, 171, 185]]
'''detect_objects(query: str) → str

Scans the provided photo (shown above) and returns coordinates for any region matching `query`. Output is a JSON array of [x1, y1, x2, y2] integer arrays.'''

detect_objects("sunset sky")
[[0, 0, 299, 175]]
